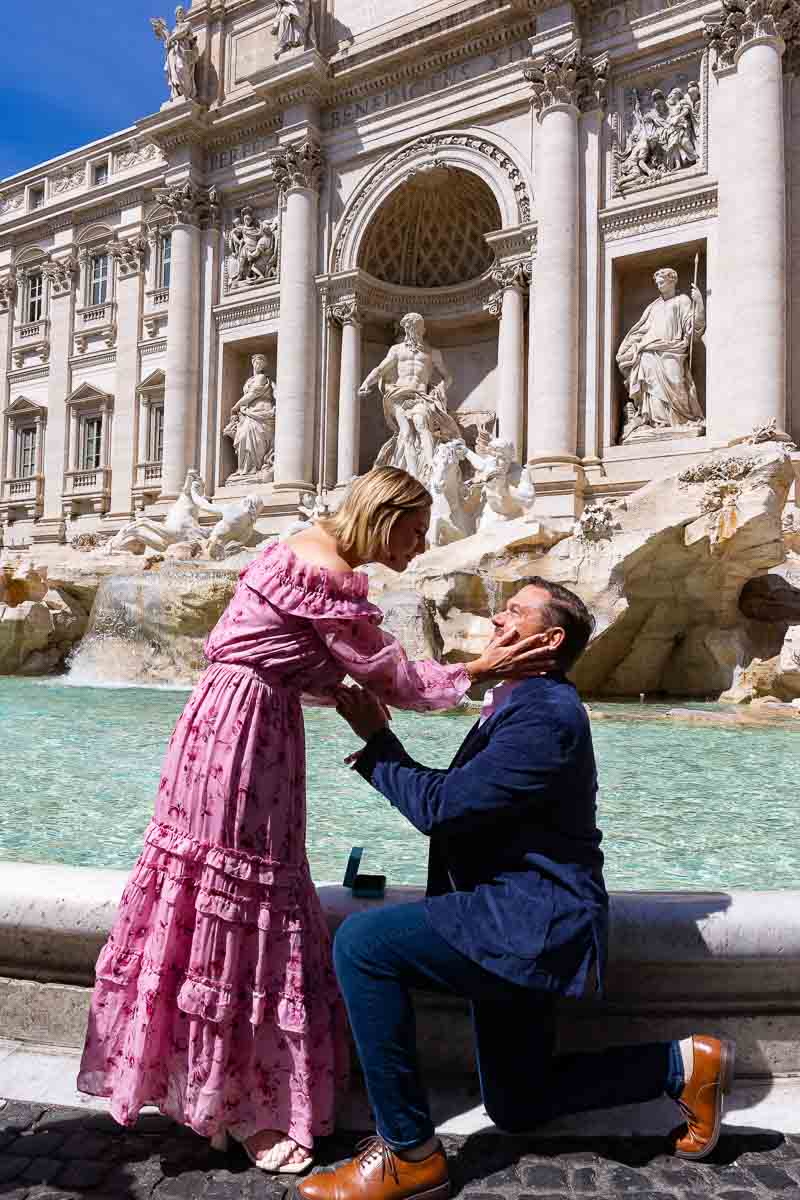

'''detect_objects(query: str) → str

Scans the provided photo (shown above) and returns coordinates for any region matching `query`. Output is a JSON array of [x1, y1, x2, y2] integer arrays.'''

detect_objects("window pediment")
[[5, 395, 46, 417], [137, 368, 166, 396], [66, 382, 114, 410]]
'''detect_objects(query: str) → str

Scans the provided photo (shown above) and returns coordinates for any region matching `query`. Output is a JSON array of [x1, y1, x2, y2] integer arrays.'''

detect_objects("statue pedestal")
[[621, 424, 706, 447]]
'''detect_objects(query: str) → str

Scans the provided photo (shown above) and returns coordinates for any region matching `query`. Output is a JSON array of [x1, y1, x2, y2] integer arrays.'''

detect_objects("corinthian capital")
[[270, 140, 324, 196], [108, 234, 150, 277], [42, 255, 79, 296], [0, 274, 17, 311], [331, 297, 361, 326], [153, 180, 220, 227], [704, 0, 800, 69], [525, 46, 609, 120]]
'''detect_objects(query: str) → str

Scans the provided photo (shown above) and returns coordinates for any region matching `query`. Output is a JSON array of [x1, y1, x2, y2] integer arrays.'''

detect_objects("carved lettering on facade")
[[323, 41, 530, 130], [208, 135, 279, 174]]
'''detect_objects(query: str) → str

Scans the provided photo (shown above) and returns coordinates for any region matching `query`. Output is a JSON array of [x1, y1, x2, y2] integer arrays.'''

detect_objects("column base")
[[528, 459, 586, 522]]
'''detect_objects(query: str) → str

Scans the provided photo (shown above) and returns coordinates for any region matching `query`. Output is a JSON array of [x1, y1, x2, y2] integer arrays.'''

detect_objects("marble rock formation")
[[379, 590, 444, 664], [369, 441, 794, 697], [0, 562, 89, 676]]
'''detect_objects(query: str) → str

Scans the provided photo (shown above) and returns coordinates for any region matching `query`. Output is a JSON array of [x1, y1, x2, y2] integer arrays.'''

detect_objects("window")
[[149, 405, 164, 463], [29, 186, 45, 211], [89, 254, 109, 307], [92, 161, 109, 188], [81, 417, 103, 470], [26, 273, 44, 324], [159, 234, 172, 290], [15, 426, 36, 479]]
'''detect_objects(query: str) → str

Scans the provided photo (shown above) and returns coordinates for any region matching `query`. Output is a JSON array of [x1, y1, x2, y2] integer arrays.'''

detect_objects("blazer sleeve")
[[355, 702, 565, 836]]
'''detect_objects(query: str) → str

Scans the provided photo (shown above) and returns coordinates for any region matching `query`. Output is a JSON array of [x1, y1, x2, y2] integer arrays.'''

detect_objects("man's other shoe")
[[297, 1136, 450, 1200], [673, 1035, 736, 1160]]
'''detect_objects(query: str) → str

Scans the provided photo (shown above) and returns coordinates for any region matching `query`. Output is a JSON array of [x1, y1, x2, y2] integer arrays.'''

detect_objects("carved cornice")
[[330, 298, 362, 326], [270, 141, 324, 196], [525, 45, 609, 119], [140, 338, 168, 356], [42, 255, 79, 296], [214, 297, 281, 329], [153, 181, 221, 228], [7, 364, 50, 384], [107, 234, 149, 276], [704, 0, 800, 68], [0, 274, 16, 311], [600, 185, 718, 240]]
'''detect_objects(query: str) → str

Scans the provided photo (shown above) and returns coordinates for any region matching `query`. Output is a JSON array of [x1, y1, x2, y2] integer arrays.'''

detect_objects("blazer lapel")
[[449, 718, 488, 769]]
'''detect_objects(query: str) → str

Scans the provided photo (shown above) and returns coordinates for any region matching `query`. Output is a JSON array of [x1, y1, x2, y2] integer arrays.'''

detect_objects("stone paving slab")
[[1, 1099, 799, 1200]]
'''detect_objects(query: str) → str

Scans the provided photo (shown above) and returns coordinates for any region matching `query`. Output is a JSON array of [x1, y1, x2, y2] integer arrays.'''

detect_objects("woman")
[[78, 468, 543, 1173]]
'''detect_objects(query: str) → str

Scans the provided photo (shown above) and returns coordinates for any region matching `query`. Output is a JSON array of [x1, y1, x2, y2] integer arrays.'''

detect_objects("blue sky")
[[0, 2, 167, 180]]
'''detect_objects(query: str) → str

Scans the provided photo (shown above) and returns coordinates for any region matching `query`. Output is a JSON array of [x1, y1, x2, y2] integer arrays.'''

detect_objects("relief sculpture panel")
[[612, 66, 704, 197]]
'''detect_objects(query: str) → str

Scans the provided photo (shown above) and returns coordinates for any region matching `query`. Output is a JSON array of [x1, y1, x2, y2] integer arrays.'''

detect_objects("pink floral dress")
[[77, 541, 470, 1147]]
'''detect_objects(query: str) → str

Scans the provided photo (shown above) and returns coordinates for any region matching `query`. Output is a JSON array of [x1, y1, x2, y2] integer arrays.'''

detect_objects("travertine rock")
[[379, 590, 443, 663], [739, 571, 800, 623]]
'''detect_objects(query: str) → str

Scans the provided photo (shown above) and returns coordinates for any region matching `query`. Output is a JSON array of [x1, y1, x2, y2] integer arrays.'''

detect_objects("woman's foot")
[[243, 1129, 313, 1172]]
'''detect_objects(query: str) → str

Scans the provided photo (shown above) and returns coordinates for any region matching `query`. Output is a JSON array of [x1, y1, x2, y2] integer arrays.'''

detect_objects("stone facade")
[[2, 0, 800, 545]]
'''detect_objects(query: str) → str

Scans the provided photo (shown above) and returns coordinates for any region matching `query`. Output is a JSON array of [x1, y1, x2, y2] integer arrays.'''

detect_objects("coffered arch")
[[331, 129, 532, 276]]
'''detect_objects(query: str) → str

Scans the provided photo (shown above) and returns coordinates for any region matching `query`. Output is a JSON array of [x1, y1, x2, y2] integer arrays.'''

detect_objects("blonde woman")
[[78, 468, 546, 1174]]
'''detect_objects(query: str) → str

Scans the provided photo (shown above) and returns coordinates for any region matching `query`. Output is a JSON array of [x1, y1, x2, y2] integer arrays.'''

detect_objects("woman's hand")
[[335, 685, 392, 743], [465, 628, 562, 685]]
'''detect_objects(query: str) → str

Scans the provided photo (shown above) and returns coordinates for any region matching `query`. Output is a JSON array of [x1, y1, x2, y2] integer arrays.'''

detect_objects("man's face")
[[488, 585, 567, 669]]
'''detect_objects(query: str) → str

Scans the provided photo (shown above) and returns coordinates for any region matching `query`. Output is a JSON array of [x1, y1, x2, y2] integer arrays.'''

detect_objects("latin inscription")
[[323, 40, 530, 131], [208, 136, 278, 173]]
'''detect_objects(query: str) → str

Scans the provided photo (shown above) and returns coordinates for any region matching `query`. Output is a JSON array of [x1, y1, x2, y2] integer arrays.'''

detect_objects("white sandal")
[[210, 1129, 314, 1175]]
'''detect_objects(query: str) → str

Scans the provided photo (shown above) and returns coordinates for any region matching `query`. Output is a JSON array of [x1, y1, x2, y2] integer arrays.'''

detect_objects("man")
[[358, 313, 462, 484], [299, 580, 734, 1200]]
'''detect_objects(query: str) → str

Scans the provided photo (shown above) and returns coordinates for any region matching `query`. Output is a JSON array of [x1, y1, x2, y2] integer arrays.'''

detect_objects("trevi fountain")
[[1, 0, 800, 1135]]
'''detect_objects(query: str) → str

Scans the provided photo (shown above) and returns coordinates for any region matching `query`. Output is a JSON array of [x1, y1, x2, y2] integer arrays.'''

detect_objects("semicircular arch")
[[331, 128, 532, 276]]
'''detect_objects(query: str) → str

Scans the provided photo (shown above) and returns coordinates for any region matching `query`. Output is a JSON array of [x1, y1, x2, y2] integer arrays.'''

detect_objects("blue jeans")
[[334, 901, 684, 1150]]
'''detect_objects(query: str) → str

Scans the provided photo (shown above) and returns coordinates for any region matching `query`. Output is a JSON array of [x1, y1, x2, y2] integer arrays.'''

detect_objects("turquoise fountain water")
[[1, 676, 798, 890]]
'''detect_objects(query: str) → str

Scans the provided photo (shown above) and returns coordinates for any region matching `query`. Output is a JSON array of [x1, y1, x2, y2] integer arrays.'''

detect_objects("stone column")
[[271, 140, 324, 490], [525, 47, 607, 464], [108, 236, 147, 518], [155, 182, 213, 499], [0, 277, 14, 491], [488, 264, 529, 458], [40, 255, 79, 538], [705, 7, 793, 441], [331, 298, 362, 484]]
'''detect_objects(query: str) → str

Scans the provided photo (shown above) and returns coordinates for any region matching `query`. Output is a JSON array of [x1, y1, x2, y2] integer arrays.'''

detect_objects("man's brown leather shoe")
[[673, 1035, 735, 1160], [297, 1136, 450, 1200]]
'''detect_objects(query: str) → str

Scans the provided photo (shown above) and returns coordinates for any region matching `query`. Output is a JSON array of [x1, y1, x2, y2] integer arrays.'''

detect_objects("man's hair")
[[519, 576, 596, 670]]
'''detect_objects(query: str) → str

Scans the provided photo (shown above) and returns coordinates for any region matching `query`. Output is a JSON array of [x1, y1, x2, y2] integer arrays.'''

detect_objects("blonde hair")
[[321, 467, 431, 562]]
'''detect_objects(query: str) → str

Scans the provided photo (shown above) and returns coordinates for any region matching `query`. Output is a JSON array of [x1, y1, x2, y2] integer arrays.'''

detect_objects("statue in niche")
[[617, 267, 706, 442], [150, 7, 200, 102], [271, 0, 316, 58], [359, 312, 462, 486], [223, 355, 276, 482], [226, 208, 279, 288], [616, 82, 699, 189]]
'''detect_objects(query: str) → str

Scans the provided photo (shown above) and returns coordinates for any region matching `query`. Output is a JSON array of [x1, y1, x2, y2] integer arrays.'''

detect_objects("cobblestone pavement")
[[1, 1100, 799, 1200]]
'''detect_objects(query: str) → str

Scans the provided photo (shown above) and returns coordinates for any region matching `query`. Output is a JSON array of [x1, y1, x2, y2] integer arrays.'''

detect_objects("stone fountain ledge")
[[1, 862, 799, 1138]]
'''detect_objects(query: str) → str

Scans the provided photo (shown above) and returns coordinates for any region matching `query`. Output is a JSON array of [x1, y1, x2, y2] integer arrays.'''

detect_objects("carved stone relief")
[[614, 76, 702, 195], [224, 205, 280, 293], [115, 139, 164, 172], [50, 165, 85, 196], [0, 191, 25, 220], [0, 276, 16, 311]]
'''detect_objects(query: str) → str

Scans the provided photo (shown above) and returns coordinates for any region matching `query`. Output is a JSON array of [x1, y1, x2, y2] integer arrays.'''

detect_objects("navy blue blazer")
[[355, 673, 609, 996]]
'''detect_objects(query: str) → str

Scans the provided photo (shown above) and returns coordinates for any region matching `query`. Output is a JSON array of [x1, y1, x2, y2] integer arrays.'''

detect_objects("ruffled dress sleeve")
[[241, 541, 471, 712]]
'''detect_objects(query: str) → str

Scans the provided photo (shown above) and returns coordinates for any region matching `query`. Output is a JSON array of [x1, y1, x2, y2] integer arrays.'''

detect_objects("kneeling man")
[[299, 579, 734, 1200]]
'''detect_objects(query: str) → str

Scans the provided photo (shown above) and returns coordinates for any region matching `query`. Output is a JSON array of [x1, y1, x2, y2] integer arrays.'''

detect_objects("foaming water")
[[1, 676, 799, 891]]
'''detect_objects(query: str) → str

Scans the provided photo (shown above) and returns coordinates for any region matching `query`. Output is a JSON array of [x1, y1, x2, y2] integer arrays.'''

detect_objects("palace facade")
[[1, 0, 799, 546]]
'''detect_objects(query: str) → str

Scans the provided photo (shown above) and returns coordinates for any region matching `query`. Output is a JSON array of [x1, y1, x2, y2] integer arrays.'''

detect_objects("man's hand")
[[466, 628, 562, 685], [335, 685, 391, 742]]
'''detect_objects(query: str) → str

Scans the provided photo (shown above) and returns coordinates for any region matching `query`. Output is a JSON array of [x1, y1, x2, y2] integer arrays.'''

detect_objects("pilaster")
[[39, 256, 78, 541], [487, 263, 529, 459], [331, 298, 362, 486], [107, 237, 147, 518]]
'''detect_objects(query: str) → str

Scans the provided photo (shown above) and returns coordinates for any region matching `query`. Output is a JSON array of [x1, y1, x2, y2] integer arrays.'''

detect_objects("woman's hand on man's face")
[[335, 685, 392, 742]]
